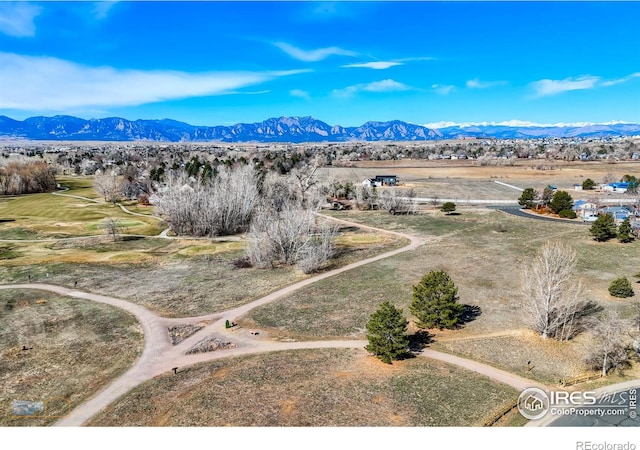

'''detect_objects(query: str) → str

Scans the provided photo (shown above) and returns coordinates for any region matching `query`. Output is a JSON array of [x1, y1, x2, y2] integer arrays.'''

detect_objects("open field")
[[87, 348, 517, 426], [0, 180, 160, 239], [0, 289, 143, 426], [241, 208, 640, 382], [0, 225, 406, 317], [3, 161, 640, 427], [319, 159, 640, 201]]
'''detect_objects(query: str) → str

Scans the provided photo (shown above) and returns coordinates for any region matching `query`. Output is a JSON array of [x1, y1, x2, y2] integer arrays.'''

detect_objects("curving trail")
[[0, 213, 545, 426]]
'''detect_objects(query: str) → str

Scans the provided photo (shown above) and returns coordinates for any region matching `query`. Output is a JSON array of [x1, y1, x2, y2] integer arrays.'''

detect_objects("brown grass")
[[87, 348, 517, 427], [0, 226, 406, 317], [0, 289, 143, 426], [242, 208, 640, 383]]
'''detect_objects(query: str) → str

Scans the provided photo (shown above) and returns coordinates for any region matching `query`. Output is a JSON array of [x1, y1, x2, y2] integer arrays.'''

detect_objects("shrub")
[[609, 277, 634, 298], [558, 210, 577, 219]]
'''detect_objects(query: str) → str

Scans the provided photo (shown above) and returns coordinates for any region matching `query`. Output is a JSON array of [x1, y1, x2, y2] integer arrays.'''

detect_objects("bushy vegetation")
[[608, 277, 634, 298], [0, 161, 56, 195]]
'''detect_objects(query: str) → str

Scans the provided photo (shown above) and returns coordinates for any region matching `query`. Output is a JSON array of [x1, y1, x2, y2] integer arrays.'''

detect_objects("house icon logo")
[[517, 387, 550, 420]]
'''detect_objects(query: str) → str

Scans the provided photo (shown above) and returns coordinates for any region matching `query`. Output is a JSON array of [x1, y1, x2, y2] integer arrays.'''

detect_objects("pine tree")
[[617, 217, 634, 243], [410, 270, 463, 329], [518, 187, 538, 209], [590, 214, 617, 242], [440, 202, 456, 214], [365, 301, 409, 364], [549, 190, 574, 214]]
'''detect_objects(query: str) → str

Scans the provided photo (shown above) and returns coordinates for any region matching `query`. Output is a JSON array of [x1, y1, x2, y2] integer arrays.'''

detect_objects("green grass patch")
[[0, 192, 160, 238], [0, 227, 40, 240], [0, 245, 21, 260]]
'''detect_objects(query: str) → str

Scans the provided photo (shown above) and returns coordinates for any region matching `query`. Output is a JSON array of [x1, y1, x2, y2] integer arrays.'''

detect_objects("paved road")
[[489, 205, 590, 225], [0, 213, 546, 426]]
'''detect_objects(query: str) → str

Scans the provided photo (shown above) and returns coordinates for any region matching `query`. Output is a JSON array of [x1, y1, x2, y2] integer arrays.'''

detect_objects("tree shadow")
[[445, 212, 462, 216], [454, 304, 482, 329], [119, 235, 145, 242], [338, 226, 359, 233], [408, 330, 433, 353], [565, 301, 604, 340]]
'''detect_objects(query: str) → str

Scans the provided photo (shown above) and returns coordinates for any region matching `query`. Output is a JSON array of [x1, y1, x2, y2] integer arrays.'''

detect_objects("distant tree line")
[[0, 161, 57, 195]]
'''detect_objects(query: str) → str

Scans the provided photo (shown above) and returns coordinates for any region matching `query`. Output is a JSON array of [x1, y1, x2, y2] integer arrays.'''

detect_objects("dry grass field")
[[319, 159, 640, 201], [0, 289, 143, 426], [0, 225, 406, 317], [242, 207, 640, 383], [88, 348, 517, 427], [3, 161, 640, 427]]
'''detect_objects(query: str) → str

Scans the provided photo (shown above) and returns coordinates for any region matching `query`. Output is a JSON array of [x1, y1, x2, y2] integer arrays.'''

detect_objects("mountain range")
[[0, 115, 639, 142]]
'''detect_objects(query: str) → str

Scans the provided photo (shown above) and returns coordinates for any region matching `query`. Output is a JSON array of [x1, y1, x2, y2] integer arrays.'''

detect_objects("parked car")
[[583, 215, 598, 223]]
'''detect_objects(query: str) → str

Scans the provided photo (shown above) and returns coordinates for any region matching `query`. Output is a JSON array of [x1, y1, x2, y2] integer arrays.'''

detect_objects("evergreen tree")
[[617, 217, 634, 243], [549, 190, 574, 214], [609, 277, 634, 298], [440, 202, 456, 214], [590, 214, 617, 242], [365, 301, 409, 364], [410, 270, 463, 329], [582, 178, 596, 190], [518, 187, 538, 209]]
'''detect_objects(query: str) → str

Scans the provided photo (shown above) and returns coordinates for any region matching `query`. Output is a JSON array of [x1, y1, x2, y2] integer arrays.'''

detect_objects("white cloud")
[[530, 75, 600, 97], [0, 2, 41, 37], [601, 72, 640, 87], [92, 1, 120, 20], [289, 89, 311, 100], [273, 42, 357, 62], [466, 78, 507, 89], [0, 52, 305, 110], [332, 79, 410, 98], [342, 61, 402, 70], [432, 84, 454, 95]]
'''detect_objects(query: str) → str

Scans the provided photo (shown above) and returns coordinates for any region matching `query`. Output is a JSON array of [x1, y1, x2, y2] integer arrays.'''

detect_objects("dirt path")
[[0, 215, 544, 426]]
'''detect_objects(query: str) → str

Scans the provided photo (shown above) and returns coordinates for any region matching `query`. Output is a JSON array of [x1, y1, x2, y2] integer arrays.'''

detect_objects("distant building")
[[363, 175, 398, 188], [602, 182, 630, 193]]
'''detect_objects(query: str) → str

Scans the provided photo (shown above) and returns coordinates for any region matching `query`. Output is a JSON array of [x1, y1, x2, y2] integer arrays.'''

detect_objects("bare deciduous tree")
[[93, 171, 122, 204], [152, 164, 259, 237], [522, 241, 588, 341], [354, 185, 377, 210], [631, 299, 640, 332], [247, 169, 337, 273], [586, 311, 629, 377], [378, 188, 417, 215], [0, 161, 56, 195], [103, 217, 125, 241]]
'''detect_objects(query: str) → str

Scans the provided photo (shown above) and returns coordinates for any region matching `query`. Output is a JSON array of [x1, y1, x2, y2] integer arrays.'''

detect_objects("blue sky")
[[0, 1, 639, 127]]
